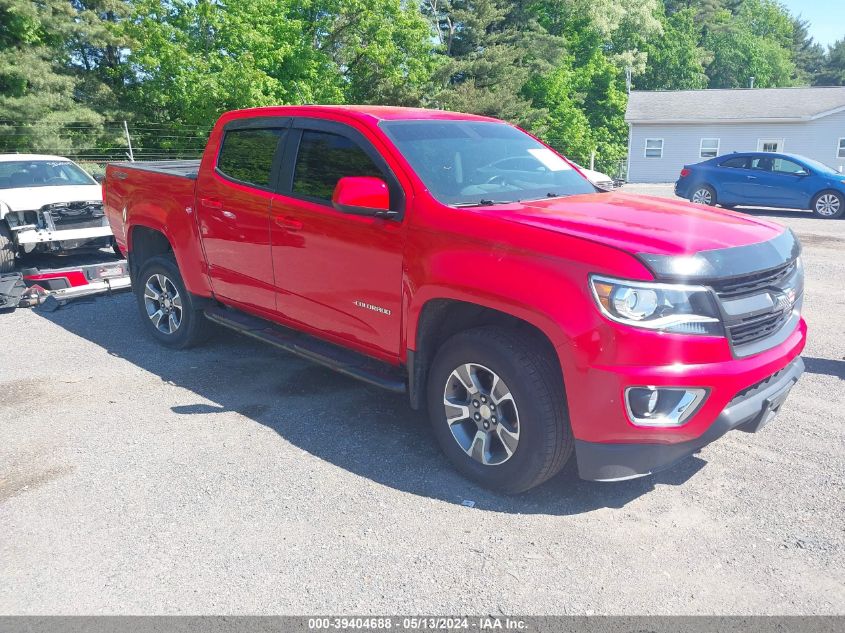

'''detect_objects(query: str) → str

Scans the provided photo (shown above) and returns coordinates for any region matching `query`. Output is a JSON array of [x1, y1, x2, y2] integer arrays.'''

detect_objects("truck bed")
[[109, 160, 201, 180]]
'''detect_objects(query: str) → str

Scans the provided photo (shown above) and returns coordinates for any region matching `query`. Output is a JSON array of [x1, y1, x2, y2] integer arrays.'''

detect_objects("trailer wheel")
[[135, 255, 213, 349], [0, 221, 15, 273]]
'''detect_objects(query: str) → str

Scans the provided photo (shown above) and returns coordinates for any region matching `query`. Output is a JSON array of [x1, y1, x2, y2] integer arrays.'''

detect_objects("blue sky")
[[781, 0, 844, 47]]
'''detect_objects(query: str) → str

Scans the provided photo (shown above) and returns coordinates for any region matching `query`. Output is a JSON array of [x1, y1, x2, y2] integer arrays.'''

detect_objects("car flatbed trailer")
[[0, 251, 130, 309]]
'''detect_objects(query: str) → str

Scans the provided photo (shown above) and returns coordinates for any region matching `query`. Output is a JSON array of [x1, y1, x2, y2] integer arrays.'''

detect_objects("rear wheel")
[[135, 255, 213, 348], [0, 221, 15, 273], [691, 184, 716, 206], [811, 191, 844, 219], [427, 326, 573, 494]]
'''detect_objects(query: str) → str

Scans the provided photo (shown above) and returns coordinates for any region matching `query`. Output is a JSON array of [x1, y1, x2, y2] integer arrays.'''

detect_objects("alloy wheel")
[[815, 194, 841, 217], [442, 363, 520, 466], [144, 273, 183, 334], [692, 188, 713, 205]]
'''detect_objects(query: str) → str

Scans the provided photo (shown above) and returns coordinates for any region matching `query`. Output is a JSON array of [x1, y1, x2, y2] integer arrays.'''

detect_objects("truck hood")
[[491, 191, 785, 257], [0, 184, 102, 213]]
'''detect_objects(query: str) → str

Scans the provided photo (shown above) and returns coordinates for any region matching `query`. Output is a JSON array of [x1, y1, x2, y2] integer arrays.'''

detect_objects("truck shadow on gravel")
[[35, 294, 705, 516]]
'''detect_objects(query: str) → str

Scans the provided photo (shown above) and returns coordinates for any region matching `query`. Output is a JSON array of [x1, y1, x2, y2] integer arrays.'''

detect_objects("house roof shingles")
[[625, 86, 845, 123]]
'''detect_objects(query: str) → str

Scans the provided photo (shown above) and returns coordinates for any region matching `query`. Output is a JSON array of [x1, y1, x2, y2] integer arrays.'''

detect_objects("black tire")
[[135, 255, 213, 349], [426, 326, 573, 494], [0, 221, 15, 273], [811, 190, 845, 219], [690, 184, 717, 206]]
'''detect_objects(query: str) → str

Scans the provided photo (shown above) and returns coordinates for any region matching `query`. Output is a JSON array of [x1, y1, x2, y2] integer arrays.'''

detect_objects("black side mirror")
[[94, 174, 105, 183]]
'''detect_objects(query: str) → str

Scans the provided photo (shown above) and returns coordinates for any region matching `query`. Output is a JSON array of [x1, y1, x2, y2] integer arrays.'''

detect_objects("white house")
[[625, 86, 845, 183]]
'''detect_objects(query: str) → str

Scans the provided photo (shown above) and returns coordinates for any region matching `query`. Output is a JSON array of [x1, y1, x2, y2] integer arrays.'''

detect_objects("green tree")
[[422, 0, 563, 128], [790, 16, 826, 83], [703, 0, 796, 88], [0, 0, 118, 153], [816, 39, 845, 86], [124, 0, 435, 128]]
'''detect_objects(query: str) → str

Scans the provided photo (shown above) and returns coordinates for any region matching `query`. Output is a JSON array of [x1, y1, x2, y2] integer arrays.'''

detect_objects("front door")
[[746, 156, 804, 208], [270, 120, 405, 359], [195, 122, 287, 313]]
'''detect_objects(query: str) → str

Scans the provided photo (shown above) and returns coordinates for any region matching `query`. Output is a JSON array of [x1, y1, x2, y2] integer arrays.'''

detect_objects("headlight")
[[589, 274, 723, 335]]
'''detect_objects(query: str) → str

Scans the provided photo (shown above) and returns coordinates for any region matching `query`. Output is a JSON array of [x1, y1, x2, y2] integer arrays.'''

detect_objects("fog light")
[[625, 387, 707, 427]]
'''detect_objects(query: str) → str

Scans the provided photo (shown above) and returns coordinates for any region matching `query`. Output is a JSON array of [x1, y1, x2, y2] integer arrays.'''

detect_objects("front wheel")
[[812, 191, 844, 219], [690, 184, 716, 206], [427, 326, 573, 493], [135, 255, 213, 349], [0, 221, 15, 273]]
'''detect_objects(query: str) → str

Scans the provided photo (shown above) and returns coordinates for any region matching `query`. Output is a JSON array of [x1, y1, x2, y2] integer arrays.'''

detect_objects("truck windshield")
[[380, 120, 596, 206], [0, 160, 96, 189]]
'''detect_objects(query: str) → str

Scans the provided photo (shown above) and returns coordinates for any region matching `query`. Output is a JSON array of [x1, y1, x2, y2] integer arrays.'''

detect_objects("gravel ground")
[[1, 187, 843, 615]]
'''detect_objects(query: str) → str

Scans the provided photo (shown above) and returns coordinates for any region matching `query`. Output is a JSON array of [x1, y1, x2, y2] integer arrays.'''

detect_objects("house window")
[[757, 139, 784, 152], [645, 138, 663, 158], [700, 138, 720, 158], [838, 138, 845, 159]]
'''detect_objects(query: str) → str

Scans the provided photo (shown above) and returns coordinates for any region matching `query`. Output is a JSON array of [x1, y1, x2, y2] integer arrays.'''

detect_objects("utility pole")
[[625, 66, 632, 94], [123, 120, 134, 162]]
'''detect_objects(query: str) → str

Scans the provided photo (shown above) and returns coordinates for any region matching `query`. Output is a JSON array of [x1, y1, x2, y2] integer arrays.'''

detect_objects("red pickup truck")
[[104, 106, 806, 492]]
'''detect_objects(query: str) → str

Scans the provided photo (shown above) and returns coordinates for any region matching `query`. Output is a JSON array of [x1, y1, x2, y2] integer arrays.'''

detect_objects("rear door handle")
[[200, 197, 223, 209], [274, 216, 303, 230], [747, 175, 757, 180]]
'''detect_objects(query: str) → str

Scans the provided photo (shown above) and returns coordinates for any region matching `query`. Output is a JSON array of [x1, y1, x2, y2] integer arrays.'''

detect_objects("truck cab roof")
[[220, 104, 500, 124]]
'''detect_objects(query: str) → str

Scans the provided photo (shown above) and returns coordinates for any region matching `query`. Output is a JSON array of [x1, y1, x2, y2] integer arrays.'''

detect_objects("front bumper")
[[575, 356, 804, 481], [14, 225, 113, 245]]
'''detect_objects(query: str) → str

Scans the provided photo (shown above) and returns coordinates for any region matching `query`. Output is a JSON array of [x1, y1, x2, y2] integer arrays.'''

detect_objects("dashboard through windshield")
[[379, 120, 596, 206]]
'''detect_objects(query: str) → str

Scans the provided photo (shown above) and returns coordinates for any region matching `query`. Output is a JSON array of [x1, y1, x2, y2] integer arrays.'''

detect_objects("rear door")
[[194, 118, 289, 313], [269, 118, 406, 359]]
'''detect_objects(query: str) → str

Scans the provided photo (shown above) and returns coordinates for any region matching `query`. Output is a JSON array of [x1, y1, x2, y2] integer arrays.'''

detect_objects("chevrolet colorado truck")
[[104, 106, 806, 493], [0, 154, 114, 272]]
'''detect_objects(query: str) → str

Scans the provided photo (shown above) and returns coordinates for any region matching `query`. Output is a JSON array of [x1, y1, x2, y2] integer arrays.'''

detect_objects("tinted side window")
[[750, 156, 775, 171], [720, 156, 748, 169], [292, 130, 383, 201], [217, 128, 284, 189]]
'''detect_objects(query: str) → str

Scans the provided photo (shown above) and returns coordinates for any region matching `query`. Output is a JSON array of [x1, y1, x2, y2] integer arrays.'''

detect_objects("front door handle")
[[200, 197, 223, 209], [274, 216, 303, 231], [747, 175, 757, 180]]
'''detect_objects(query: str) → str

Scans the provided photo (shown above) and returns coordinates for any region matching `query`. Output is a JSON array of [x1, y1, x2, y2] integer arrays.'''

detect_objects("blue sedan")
[[675, 152, 845, 219]]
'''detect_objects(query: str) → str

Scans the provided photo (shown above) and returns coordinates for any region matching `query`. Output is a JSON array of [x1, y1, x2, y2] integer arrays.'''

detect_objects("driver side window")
[[772, 158, 805, 175], [292, 130, 384, 203]]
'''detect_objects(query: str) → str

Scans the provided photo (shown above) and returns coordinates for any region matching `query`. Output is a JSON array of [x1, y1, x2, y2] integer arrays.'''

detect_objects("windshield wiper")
[[518, 192, 573, 202], [452, 199, 513, 208]]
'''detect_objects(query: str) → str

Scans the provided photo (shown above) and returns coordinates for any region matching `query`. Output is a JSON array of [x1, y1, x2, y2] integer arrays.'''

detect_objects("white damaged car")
[[0, 154, 114, 273]]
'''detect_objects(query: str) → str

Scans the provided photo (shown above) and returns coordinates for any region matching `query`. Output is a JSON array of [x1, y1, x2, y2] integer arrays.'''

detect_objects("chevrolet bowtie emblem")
[[772, 288, 796, 312]]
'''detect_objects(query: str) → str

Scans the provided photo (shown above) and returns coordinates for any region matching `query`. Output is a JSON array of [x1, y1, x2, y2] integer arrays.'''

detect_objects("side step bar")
[[204, 306, 407, 393]]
